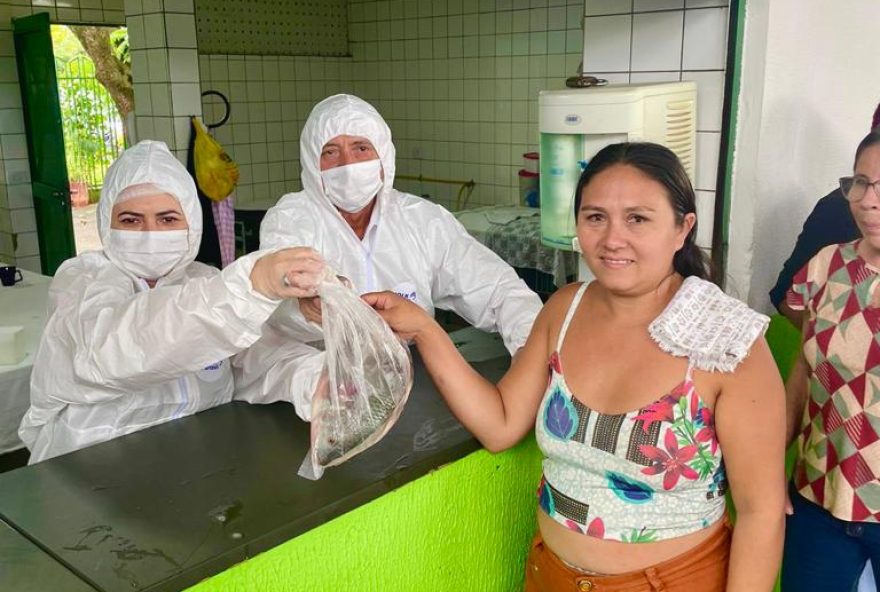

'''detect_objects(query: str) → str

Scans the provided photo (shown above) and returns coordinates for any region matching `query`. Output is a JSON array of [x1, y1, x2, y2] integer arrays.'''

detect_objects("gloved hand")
[[250, 247, 325, 300]]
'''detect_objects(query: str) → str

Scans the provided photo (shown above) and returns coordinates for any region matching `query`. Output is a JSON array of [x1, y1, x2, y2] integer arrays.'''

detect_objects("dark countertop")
[[0, 348, 509, 592], [0, 519, 98, 591]]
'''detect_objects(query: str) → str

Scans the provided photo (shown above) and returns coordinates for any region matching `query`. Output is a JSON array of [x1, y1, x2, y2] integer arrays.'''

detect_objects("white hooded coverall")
[[19, 141, 282, 463], [233, 94, 542, 420]]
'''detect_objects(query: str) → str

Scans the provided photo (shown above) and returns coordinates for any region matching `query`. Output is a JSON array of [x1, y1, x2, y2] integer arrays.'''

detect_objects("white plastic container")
[[0, 326, 25, 365]]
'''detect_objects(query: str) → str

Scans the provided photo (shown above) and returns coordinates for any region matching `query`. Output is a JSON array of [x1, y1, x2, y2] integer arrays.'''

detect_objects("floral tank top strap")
[[557, 282, 589, 353]]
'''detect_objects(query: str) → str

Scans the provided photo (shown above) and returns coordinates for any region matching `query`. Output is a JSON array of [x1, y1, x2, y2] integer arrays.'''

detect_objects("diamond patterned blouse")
[[788, 241, 880, 522]]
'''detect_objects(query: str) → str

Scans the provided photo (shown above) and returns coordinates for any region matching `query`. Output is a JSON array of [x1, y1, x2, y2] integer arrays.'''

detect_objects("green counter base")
[[189, 436, 544, 592]]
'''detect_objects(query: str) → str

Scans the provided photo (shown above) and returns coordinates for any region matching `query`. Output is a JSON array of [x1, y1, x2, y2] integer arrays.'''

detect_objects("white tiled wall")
[[197, 55, 354, 204], [583, 0, 728, 248], [200, 0, 728, 250], [200, 0, 586, 209], [126, 0, 201, 160]]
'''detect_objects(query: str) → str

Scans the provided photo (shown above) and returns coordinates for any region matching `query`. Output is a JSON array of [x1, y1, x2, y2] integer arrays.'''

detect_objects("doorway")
[[51, 24, 131, 254]]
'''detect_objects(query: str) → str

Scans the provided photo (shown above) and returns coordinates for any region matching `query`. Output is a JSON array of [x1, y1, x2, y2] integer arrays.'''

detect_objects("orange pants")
[[523, 522, 731, 592]]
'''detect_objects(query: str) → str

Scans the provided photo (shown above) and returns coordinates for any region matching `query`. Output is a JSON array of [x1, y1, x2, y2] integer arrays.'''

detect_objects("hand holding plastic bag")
[[298, 270, 413, 480]]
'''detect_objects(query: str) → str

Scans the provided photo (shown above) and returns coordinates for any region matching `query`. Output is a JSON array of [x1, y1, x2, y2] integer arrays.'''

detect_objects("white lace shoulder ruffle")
[[648, 276, 769, 373]]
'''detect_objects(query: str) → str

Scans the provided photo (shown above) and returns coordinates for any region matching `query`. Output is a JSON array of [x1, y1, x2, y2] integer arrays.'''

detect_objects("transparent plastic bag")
[[298, 271, 413, 480]]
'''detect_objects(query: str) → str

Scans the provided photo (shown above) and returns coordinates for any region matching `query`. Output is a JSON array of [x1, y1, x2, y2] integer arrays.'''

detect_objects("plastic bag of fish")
[[298, 270, 413, 480]]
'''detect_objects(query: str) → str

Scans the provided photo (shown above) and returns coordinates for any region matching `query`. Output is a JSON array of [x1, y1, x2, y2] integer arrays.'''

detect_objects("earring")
[[571, 237, 582, 253]]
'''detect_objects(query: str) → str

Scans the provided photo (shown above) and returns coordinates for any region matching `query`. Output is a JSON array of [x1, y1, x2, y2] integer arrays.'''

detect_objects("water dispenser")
[[539, 81, 697, 253]]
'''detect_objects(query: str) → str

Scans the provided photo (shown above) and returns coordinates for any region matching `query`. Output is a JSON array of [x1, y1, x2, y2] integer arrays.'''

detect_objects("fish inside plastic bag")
[[298, 270, 414, 480]]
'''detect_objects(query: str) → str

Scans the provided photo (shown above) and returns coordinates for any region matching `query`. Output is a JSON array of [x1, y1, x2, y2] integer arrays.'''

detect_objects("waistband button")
[[577, 579, 594, 591]]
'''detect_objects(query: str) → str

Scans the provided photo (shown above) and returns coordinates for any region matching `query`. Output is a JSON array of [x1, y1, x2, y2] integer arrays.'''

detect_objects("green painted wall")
[[187, 435, 544, 592], [189, 315, 801, 592]]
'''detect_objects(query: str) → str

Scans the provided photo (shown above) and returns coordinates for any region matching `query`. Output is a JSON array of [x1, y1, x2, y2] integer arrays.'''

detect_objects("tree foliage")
[[109, 27, 130, 65], [69, 26, 133, 122], [56, 55, 125, 188], [52, 25, 129, 189]]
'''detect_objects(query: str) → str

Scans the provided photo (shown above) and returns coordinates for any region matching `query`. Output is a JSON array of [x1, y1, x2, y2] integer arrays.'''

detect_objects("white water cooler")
[[538, 81, 697, 281]]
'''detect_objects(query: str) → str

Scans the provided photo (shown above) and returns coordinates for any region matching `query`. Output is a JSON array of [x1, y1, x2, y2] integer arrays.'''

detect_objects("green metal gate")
[[54, 54, 125, 195]]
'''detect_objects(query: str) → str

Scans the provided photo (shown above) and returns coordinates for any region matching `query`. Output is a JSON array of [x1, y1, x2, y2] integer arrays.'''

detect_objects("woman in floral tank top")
[[784, 131, 880, 591], [366, 142, 786, 591]]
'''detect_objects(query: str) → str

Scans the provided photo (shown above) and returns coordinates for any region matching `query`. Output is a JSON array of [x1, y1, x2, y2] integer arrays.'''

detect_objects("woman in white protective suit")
[[233, 94, 543, 420], [19, 140, 325, 463]]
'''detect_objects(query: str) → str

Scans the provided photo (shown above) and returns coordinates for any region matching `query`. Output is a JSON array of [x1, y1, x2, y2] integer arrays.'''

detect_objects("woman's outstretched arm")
[[363, 289, 564, 452]]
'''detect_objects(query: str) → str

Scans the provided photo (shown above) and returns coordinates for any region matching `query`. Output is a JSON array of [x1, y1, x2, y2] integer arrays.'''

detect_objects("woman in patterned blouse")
[[784, 130, 880, 590]]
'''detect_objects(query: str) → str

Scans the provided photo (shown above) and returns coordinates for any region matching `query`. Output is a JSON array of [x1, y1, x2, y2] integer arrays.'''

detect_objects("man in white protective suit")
[[233, 94, 542, 420], [19, 140, 325, 463]]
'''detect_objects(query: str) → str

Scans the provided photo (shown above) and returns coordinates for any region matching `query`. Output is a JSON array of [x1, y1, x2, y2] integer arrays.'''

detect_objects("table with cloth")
[[454, 205, 578, 290], [0, 267, 51, 455]]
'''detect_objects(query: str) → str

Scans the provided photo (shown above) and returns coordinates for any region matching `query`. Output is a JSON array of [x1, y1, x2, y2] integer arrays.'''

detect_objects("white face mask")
[[107, 229, 189, 280], [320, 159, 383, 213]]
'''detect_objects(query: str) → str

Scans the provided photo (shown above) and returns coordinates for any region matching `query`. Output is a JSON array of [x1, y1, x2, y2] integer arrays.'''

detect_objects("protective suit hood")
[[97, 140, 202, 281], [299, 94, 396, 206]]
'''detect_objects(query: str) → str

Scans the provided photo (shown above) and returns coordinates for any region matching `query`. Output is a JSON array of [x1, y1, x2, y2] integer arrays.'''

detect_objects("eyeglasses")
[[840, 176, 880, 202]]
